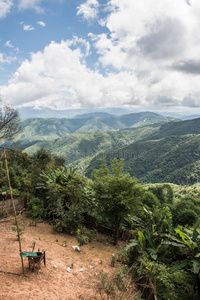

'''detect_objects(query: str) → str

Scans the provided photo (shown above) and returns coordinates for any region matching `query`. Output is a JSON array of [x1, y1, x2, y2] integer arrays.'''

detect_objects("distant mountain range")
[[16, 111, 176, 143], [18, 106, 200, 120], [5, 110, 200, 185], [18, 107, 134, 119]]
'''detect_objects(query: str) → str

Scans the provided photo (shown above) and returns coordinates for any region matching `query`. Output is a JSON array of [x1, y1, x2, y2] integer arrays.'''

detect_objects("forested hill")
[[20, 125, 160, 161], [149, 117, 200, 140], [18, 111, 175, 143], [85, 134, 200, 185], [6, 111, 200, 185]]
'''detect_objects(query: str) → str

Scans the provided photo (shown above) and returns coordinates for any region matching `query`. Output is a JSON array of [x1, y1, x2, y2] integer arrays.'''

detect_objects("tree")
[[0, 101, 21, 140], [165, 218, 200, 295], [41, 166, 89, 232], [92, 159, 143, 244]]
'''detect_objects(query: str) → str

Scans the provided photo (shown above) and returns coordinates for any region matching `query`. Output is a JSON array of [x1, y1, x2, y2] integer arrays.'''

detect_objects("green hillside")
[[16, 116, 200, 185], [16, 111, 175, 144], [103, 111, 175, 128], [85, 134, 200, 185], [149, 117, 200, 139], [23, 125, 159, 165]]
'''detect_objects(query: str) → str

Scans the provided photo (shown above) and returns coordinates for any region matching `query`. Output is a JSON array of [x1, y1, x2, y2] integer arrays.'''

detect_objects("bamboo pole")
[[3, 147, 25, 275]]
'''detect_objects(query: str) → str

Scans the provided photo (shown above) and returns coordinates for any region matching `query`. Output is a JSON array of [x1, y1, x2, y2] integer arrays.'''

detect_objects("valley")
[[7, 110, 200, 186]]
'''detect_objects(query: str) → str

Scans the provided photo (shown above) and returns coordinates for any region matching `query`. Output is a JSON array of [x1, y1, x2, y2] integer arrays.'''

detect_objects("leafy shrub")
[[11, 223, 25, 240], [54, 205, 84, 233], [133, 254, 177, 300], [76, 227, 89, 246], [87, 228, 98, 242], [142, 191, 160, 208], [113, 266, 129, 291], [96, 272, 116, 298], [172, 196, 200, 226], [148, 184, 174, 205], [176, 209, 198, 226], [76, 227, 98, 246], [28, 196, 44, 220]]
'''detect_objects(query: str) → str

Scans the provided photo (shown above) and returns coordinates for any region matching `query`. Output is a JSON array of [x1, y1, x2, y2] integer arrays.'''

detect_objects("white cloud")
[[0, 52, 17, 64], [77, 0, 99, 20], [0, 40, 146, 109], [0, 0, 13, 19], [5, 40, 13, 48], [87, 0, 200, 107], [21, 23, 35, 31], [2, 0, 200, 109], [17, 0, 44, 13], [37, 21, 45, 27]]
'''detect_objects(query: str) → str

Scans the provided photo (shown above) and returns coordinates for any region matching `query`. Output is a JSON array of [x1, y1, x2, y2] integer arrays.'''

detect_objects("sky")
[[0, 0, 200, 113]]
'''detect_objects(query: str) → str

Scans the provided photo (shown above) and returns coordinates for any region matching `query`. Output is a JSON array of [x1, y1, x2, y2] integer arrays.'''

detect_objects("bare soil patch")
[[0, 217, 136, 300]]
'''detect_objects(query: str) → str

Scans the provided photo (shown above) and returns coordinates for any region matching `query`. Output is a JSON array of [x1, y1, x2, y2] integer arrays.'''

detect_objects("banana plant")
[[164, 218, 200, 295], [124, 207, 164, 261]]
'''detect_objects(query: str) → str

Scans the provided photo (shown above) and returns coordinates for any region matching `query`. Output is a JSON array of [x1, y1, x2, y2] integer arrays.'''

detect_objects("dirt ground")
[[0, 216, 136, 300]]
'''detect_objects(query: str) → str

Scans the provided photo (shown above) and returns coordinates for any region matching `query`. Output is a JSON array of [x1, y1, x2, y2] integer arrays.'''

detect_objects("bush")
[[76, 227, 89, 246], [176, 209, 198, 226], [172, 197, 200, 226], [133, 254, 177, 300], [54, 205, 84, 233], [142, 191, 160, 208], [28, 196, 44, 220]]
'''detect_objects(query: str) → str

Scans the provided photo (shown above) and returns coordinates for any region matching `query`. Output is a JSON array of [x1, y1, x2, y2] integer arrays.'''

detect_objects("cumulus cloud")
[[2, 0, 200, 109], [0, 0, 45, 19], [77, 0, 99, 20], [0, 0, 13, 19], [37, 21, 45, 27], [88, 0, 200, 107], [0, 52, 16, 64], [0, 40, 147, 109], [18, 0, 44, 13], [20, 22, 35, 31], [172, 60, 200, 75], [5, 40, 13, 48]]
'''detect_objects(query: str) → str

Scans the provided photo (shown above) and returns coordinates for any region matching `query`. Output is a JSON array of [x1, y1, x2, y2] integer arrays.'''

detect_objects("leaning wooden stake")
[[3, 147, 25, 275]]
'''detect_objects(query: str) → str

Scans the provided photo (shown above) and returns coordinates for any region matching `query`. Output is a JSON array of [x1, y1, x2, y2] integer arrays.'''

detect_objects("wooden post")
[[3, 147, 25, 275]]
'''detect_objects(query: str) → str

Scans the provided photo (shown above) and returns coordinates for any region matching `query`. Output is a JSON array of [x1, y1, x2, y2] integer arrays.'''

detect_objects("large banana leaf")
[[170, 259, 189, 273]]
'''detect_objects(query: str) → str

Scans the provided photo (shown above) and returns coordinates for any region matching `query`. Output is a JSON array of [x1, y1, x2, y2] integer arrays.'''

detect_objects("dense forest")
[[4, 111, 200, 186], [0, 148, 200, 299], [1, 110, 200, 299]]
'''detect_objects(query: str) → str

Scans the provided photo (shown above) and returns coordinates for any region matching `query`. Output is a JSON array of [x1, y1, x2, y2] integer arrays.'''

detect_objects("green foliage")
[[124, 207, 166, 262], [92, 158, 143, 244], [0, 148, 65, 196], [11, 223, 25, 240], [86, 134, 200, 185], [164, 218, 200, 295], [147, 183, 174, 205], [87, 228, 98, 242], [17, 112, 167, 145], [53, 203, 84, 233], [76, 227, 89, 246], [113, 266, 129, 291], [133, 254, 177, 300], [96, 272, 117, 298], [111, 253, 116, 267], [41, 166, 90, 232], [96, 266, 130, 299], [27, 196, 44, 220], [76, 227, 97, 246], [142, 191, 160, 208], [172, 196, 200, 226]]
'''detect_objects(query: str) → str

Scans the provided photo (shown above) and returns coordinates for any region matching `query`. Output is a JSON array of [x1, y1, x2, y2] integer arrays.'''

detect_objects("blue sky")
[[1, 0, 200, 113]]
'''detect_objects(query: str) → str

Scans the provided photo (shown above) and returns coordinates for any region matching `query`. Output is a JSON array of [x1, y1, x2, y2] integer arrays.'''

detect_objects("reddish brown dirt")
[[0, 217, 136, 300]]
